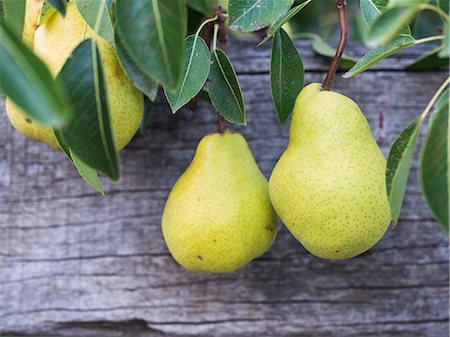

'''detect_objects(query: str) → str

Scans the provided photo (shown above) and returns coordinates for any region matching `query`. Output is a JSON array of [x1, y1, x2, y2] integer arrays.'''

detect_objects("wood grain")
[[0, 40, 448, 337]]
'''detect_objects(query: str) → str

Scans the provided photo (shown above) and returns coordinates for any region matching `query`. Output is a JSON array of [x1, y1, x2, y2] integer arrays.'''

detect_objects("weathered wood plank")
[[0, 41, 448, 337]]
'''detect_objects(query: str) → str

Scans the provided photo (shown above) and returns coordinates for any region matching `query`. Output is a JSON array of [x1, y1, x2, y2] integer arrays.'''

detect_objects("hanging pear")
[[162, 130, 278, 272], [269, 83, 391, 259], [6, 1, 143, 150]]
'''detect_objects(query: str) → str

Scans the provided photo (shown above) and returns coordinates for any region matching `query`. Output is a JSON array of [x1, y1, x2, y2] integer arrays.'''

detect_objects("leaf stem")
[[213, 23, 219, 50], [81, 23, 87, 41], [414, 35, 445, 45], [92, 0, 106, 40], [419, 3, 449, 21], [420, 77, 450, 120], [195, 15, 218, 38], [322, 0, 348, 91]]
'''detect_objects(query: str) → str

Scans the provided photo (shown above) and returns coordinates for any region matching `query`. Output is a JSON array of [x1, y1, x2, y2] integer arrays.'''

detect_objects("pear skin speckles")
[[162, 131, 278, 273], [269, 83, 391, 260]]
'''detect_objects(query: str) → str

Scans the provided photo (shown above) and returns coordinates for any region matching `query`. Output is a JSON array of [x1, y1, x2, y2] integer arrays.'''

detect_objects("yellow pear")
[[23, 0, 43, 48], [6, 1, 143, 150], [269, 83, 391, 259], [162, 130, 278, 273]]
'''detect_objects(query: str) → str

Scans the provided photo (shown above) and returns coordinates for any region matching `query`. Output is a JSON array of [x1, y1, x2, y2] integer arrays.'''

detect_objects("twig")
[[322, 0, 348, 91], [214, 6, 229, 134]]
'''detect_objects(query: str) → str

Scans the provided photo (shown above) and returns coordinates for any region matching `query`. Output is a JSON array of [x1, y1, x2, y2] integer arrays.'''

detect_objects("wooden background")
[[0, 39, 448, 337]]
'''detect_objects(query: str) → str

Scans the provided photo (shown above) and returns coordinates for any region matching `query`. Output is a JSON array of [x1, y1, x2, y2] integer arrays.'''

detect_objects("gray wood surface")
[[0, 39, 448, 337]]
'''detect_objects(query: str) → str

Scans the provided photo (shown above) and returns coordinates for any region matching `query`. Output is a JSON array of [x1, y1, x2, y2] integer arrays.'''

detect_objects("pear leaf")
[[186, 0, 215, 15], [229, 0, 293, 33], [439, 23, 449, 58], [115, 0, 186, 89], [53, 129, 104, 195], [419, 90, 449, 233], [0, 22, 71, 126], [259, 0, 312, 46], [344, 36, 415, 78], [139, 96, 154, 135], [365, 5, 419, 47], [386, 116, 423, 225], [208, 49, 246, 125], [436, 0, 449, 23], [76, 0, 115, 46], [406, 46, 449, 70], [164, 35, 211, 113], [71, 150, 105, 195], [360, 0, 385, 26], [115, 31, 159, 101], [3, 0, 26, 38], [270, 29, 304, 126], [57, 39, 120, 181], [47, 0, 66, 16]]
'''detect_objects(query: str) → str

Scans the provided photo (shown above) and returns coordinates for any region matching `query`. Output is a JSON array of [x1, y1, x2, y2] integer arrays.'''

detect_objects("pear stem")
[[217, 113, 228, 134], [322, 0, 348, 91], [214, 6, 229, 133]]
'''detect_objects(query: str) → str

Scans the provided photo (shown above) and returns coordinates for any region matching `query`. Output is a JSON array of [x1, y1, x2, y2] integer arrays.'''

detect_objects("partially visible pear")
[[269, 83, 391, 259], [23, 0, 43, 48], [162, 130, 278, 273], [6, 1, 143, 150]]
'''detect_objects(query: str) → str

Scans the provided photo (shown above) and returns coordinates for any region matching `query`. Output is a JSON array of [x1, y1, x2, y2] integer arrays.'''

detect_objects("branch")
[[322, 0, 348, 91]]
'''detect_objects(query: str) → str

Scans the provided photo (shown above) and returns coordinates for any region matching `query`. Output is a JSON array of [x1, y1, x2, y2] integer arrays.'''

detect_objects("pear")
[[6, 1, 143, 150], [269, 83, 391, 259], [162, 130, 278, 273], [23, 0, 43, 48]]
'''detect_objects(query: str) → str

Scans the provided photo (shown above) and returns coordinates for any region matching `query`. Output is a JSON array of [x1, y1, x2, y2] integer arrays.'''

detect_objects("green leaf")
[[360, 0, 383, 26], [0, 22, 71, 126], [436, 0, 449, 19], [373, 0, 389, 11], [38, 1, 57, 27], [139, 95, 154, 134], [115, 0, 187, 89], [419, 90, 449, 232], [208, 49, 246, 125], [439, 22, 449, 58], [258, 0, 312, 46], [187, 0, 215, 15], [229, 0, 293, 33], [76, 0, 115, 46], [47, 0, 66, 16], [3, 0, 26, 38], [344, 36, 415, 78], [115, 31, 159, 101], [386, 116, 424, 225], [164, 35, 211, 113], [406, 46, 449, 70], [57, 39, 120, 181], [388, 0, 426, 7], [54, 128, 104, 195], [366, 5, 420, 47], [71, 150, 105, 195], [270, 29, 303, 126]]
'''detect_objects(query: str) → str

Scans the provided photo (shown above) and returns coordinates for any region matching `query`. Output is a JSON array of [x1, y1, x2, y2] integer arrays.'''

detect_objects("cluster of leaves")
[[0, 0, 448, 232]]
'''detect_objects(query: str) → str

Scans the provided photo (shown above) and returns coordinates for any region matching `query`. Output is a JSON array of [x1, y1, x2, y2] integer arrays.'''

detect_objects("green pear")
[[162, 130, 278, 273], [269, 83, 391, 259]]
